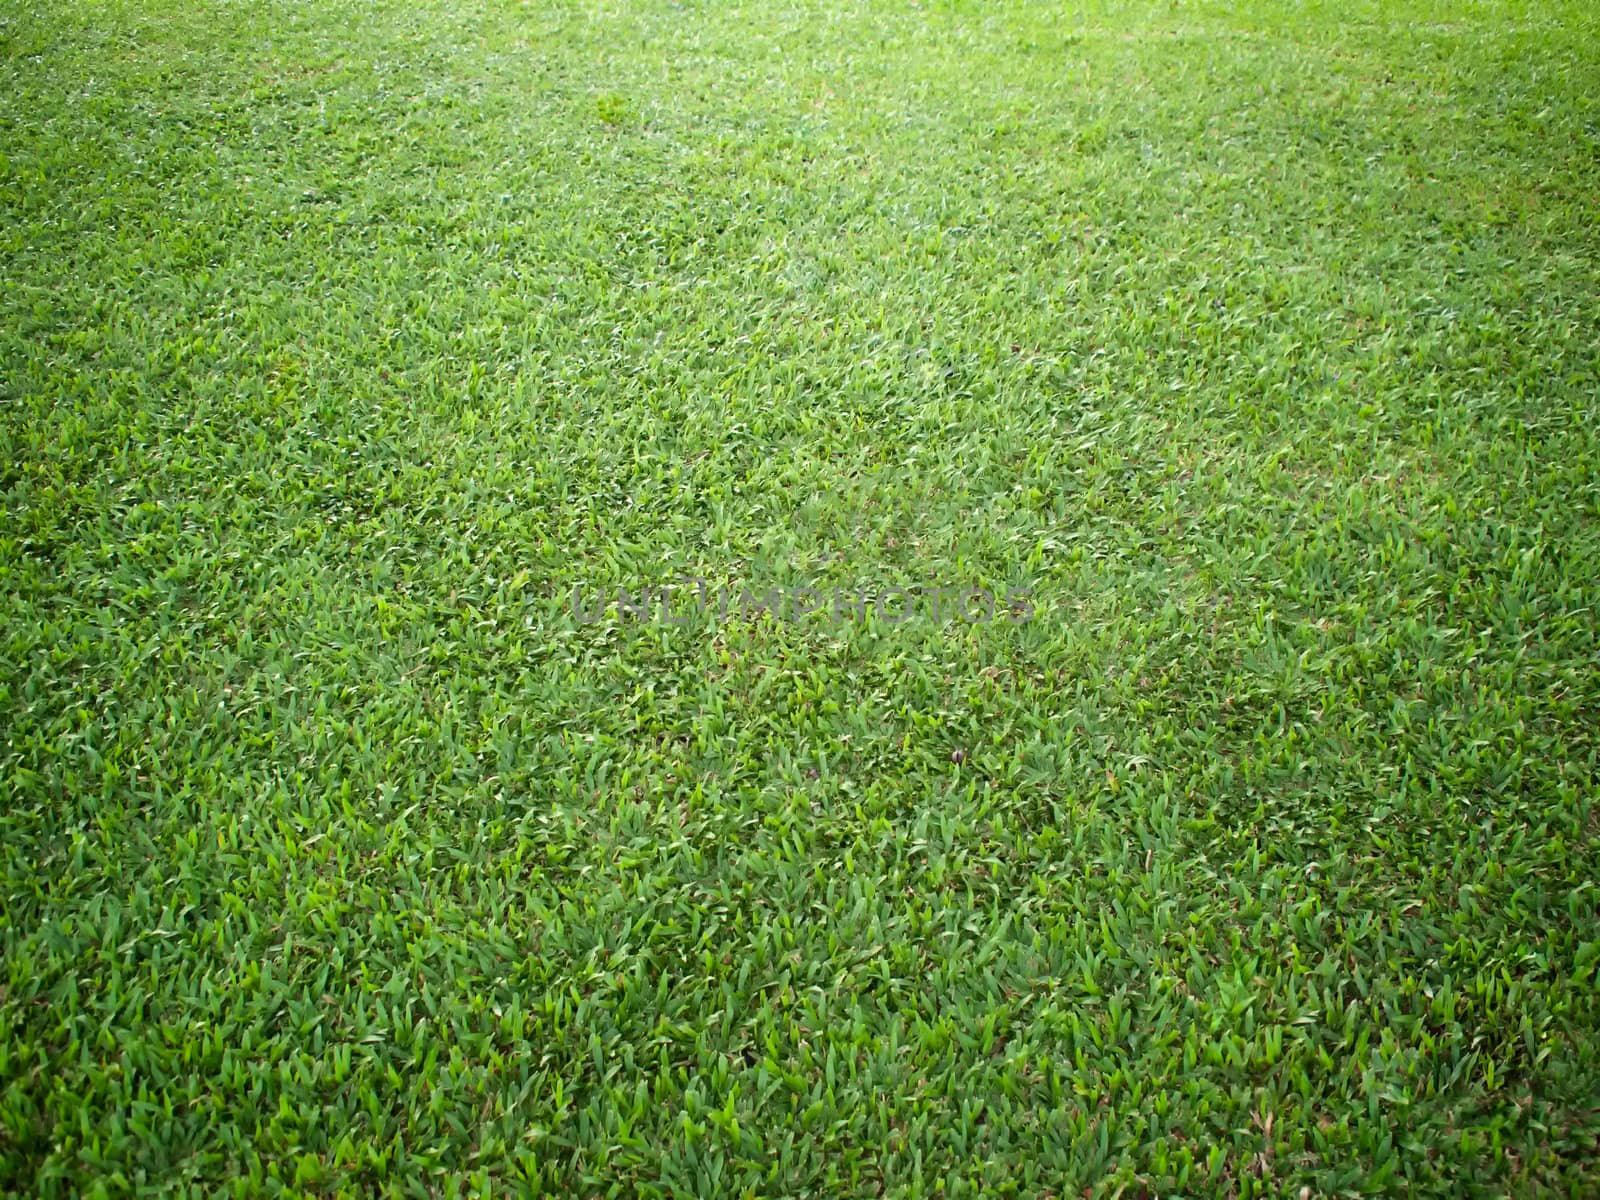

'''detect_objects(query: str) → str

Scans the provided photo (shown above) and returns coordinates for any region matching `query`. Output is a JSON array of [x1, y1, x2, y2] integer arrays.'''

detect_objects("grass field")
[[3, 0, 1599, 1194]]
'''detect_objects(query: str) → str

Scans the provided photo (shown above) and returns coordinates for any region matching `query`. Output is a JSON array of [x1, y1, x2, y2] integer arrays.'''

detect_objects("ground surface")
[[3, 0, 1599, 1195]]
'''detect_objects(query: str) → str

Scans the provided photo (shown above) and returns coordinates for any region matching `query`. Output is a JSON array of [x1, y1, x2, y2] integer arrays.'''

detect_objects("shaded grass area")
[[2, 0, 1599, 1194]]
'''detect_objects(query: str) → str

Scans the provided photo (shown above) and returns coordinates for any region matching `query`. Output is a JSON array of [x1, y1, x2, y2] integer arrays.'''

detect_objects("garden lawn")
[[3, 0, 1599, 1195]]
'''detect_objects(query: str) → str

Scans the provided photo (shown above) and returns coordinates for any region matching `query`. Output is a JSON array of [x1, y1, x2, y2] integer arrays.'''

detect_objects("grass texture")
[[2, 0, 1599, 1195]]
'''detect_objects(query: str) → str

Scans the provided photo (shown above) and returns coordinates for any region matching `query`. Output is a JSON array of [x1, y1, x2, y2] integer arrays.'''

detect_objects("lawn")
[[2, 0, 1599, 1194]]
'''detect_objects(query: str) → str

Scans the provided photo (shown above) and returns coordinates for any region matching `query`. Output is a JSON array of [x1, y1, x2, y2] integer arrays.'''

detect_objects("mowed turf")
[[3, 0, 1599, 1194]]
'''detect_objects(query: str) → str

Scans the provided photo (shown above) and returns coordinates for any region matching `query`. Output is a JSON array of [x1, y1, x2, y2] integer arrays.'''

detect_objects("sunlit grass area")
[[2, 0, 1598, 1194]]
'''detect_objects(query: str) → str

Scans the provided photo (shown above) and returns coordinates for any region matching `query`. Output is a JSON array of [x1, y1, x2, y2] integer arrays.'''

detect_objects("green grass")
[[3, 0, 1599, 1194]]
